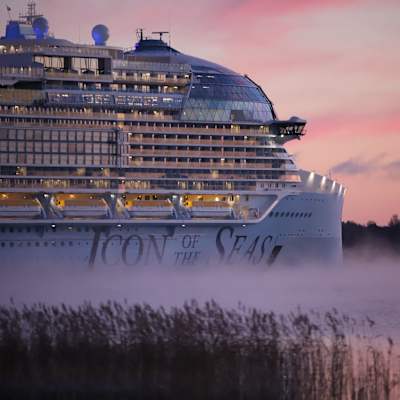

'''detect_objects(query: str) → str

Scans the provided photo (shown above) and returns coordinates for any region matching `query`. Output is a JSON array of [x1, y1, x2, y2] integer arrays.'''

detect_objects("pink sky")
[[2, 0, 399, 224]]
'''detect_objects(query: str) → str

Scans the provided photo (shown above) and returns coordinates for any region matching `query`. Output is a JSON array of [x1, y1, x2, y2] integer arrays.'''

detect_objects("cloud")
[[331, 157, 378, 175], [331, 155, 400, 177], [385, 160, 400, 176]]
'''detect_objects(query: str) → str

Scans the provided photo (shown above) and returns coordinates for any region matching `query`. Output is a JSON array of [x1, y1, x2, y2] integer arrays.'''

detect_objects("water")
[[1, 256, 399, 338]]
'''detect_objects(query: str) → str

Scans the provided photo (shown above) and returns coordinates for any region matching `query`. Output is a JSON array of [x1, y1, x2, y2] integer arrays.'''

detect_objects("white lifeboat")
[[52, 195, 110, 218], [0, 195, 42, 218], [124, 199, 175, 218], [190, 201, 233, 218]]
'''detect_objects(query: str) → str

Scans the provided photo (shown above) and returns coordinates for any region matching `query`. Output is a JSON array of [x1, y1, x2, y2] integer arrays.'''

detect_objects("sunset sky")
[[1, 0, 399, 225]]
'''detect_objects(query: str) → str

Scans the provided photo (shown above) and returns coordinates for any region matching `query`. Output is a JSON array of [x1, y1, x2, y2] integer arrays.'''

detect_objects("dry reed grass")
[[0, 300, 399, 399]]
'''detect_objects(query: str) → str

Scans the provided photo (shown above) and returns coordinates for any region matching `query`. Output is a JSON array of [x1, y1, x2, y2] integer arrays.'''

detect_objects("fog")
[[1, 255, 399, 338]]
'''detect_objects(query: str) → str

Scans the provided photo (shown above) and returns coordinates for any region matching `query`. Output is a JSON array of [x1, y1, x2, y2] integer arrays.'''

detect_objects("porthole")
[[68, 241, 73, 246], [290, 212, 295, 217], [60, 241, 65, 247], [44, 242, 48, 247], [35, 242, 39, 247], [9, 242, 14, 247], [280, 212, 285, 217], [9, 228, 14, 233], [295, 213, 299, 217], [300, 213, 304, 217], [27, 242, 31, 247], [269, 212, 274, 217], [285, 212, 290, 217], [1, 242, 5, 247]]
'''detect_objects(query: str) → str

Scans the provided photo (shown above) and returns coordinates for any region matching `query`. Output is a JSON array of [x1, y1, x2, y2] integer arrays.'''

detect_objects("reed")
[[0, 300, 398, 399]]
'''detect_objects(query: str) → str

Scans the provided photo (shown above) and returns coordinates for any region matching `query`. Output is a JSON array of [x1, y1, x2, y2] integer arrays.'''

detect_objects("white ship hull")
[[0, 191, 344, 268]]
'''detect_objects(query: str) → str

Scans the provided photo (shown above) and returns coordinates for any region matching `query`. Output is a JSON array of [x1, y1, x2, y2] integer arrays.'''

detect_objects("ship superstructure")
[[0, 4, 345, 268]]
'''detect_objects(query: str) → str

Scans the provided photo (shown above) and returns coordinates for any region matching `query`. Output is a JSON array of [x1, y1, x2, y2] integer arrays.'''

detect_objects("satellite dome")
[[92, 24, 109, 46], [32, 17, 49, 39]]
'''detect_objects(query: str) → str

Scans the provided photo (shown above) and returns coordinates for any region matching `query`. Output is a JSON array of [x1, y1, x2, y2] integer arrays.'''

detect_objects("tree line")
[[342, 215, 400, 257]]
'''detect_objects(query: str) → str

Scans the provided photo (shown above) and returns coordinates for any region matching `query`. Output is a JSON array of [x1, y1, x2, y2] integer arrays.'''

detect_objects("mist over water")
[[1, 254, 399, 338]]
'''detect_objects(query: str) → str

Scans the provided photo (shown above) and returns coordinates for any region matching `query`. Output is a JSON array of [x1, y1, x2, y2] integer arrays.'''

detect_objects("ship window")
[[69, 241, 73, 247], [1, 242, 4, 247], [35, 242, 39, 247], [290, 212, 295, 217], [9, 242, 14, 247], [280, 212, 285, 217], [9, 228, 14, 233], [44, 242, 48, 247], [60, 241, 65, 247], [308, 213, 312, 217], [300, 213, 304, 217], [27, 242, 31, 247], [285, 212, 290, 217]]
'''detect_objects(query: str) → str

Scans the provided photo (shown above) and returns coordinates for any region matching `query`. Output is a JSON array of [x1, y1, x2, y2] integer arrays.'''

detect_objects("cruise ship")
[[0, 3, 345, 268]]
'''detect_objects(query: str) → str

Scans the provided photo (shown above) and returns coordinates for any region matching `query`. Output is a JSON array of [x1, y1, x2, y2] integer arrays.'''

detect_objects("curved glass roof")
[[130, 39, 275, 123]]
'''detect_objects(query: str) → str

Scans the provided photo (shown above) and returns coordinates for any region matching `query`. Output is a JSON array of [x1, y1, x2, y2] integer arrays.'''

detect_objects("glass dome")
[[130, 39, 275, 123]]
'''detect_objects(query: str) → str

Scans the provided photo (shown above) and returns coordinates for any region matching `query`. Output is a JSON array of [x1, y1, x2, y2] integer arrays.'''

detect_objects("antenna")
[[6, 5, 12, 20], [19, 1, 43, 24], [152, 31, 169, 41], [136, 28, 144, 41]]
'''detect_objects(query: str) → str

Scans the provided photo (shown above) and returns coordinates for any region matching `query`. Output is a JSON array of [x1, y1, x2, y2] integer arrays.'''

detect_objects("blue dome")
[[92, 24, 109, 46], [32, 17, 49, 39]]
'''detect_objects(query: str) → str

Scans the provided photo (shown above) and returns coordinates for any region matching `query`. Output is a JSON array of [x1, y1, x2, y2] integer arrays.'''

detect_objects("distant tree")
[[366, 220, 377, 227], [388, 214, 400, 227]]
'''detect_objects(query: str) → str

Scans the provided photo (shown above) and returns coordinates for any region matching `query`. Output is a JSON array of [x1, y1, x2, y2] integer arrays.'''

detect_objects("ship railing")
[[128, 161, 289, 170], [11, 45, 111, 58], [44, 71, 113, 82], [0, 108, 176, 123], [128, 149, 261, 157], [113, 75, 189, 86], [112, 60, 191, 74], [0, 69, 44, 80], [128, 138, 259, 146], [125, 126, 270, 135]]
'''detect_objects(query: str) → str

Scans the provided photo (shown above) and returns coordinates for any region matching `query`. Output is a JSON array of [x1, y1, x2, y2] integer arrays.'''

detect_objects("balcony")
[[113, 75, 189, 86], [128, 160, 281, 170], [45, 71, 113, 83]]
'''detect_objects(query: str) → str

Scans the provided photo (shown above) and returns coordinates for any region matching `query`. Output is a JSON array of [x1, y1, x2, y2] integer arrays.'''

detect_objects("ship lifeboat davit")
[[123, 196, 175, 218], [52, 194, 110, 218], [0, 193, 42, 218]]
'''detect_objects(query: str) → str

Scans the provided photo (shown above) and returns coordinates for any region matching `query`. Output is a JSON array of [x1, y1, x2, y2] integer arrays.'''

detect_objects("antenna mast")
[[19, 1, 42, 24]]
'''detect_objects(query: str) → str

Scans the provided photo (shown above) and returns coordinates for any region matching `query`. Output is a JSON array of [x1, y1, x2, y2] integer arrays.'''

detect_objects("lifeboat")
[[52, 194, 110, 218], [190, 201, 233, 218], [123, 196, 175, 218], [0, 194, 42, 218]]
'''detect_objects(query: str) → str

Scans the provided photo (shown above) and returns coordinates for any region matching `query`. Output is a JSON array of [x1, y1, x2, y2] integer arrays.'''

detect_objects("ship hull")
[[0, 191, 343, 268]]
